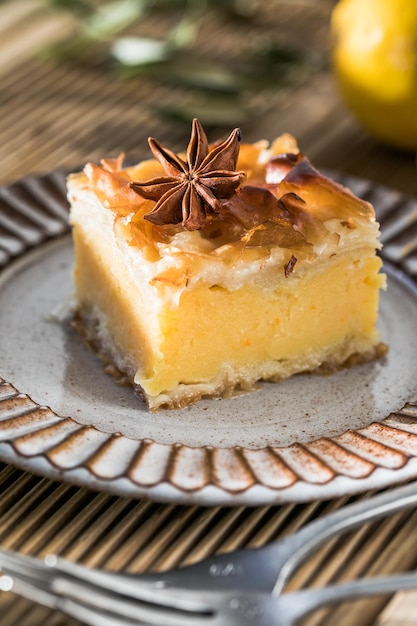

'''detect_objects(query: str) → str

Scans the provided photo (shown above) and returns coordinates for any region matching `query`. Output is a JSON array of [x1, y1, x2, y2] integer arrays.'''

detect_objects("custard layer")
[[73, 215, 384, 408], [148, 254, 384, 395]]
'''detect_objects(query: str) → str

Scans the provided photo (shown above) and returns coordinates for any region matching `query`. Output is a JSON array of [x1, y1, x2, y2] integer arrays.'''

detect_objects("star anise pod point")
[[130, 118, 246, 231]]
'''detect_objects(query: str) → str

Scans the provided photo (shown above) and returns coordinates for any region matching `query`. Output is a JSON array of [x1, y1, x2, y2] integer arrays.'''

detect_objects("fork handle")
[[266, 571, 417, 625], [273, 480, 417, 593]]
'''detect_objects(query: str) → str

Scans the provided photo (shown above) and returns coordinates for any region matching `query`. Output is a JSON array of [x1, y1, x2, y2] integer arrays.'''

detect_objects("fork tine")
[[52, 555, 220, 613], [1, 550, 49, 580], [2, 564, 217, 626], [0, 550, 56, 597], [54, 577, 218, 626], [1, 574, 60, 613], [1, 549, 224, 626], [2, 549, 216, 617], [58, 601, 142, 626], [3, 575, 143, 626]]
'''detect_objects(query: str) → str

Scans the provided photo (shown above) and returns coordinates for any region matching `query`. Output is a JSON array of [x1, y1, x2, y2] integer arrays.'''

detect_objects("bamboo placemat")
[[1, 2, 417, 625]]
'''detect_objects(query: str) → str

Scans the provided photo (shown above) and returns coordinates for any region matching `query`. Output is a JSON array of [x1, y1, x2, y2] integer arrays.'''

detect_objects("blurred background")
[[0, 0, 416, 194]]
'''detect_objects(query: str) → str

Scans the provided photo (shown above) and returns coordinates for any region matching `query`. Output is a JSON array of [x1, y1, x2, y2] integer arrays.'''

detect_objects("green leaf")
[[157, 60, 248, 94], [112, 37, 169, 65], [168, 14, 201, 49], [83, 0, 147, 40], [155, 96, 249, 127]]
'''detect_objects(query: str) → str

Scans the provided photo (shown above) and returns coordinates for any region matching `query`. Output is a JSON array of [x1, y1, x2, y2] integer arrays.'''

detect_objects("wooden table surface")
[[1, 1, 417, 625]]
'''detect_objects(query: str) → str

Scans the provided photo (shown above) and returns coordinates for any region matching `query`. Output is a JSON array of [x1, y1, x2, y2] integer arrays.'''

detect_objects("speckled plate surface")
[[1, 170, 417, 506]]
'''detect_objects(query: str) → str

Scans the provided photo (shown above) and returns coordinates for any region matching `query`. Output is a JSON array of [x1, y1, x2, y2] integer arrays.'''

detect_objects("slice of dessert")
[[67, 119, 386, 411]]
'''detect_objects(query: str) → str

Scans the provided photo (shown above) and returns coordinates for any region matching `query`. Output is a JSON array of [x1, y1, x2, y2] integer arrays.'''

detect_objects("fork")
[[1, 480, 417, 625], [118, 479, 417, 595], [2, 549, 417, 625]]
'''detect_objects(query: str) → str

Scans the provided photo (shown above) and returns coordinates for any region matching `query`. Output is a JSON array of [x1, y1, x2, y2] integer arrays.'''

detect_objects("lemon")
[[331, 0, 417, 151]]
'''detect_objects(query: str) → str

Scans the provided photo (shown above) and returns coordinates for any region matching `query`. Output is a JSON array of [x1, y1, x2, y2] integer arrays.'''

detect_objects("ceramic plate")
[[1, 170, 417, 506]]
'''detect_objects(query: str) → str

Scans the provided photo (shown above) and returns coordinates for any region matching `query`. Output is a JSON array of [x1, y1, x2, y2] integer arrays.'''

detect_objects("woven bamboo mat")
[[1, 2, 417, 625]]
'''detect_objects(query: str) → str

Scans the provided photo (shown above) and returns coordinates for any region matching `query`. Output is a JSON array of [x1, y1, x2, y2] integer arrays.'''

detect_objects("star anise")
[[130, 118, 246, 231]]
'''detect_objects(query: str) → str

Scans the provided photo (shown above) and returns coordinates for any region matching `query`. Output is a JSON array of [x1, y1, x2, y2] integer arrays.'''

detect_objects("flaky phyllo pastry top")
[[68, 119, 380, 291]]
